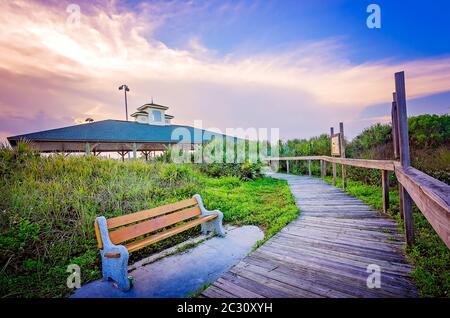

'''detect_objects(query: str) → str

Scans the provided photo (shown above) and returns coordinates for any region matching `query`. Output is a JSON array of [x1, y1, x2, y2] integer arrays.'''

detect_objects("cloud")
[[1, 0, 449, 143]]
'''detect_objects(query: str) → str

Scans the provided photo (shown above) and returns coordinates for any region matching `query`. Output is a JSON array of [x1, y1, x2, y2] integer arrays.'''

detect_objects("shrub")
[[197, 162, 262, 180]]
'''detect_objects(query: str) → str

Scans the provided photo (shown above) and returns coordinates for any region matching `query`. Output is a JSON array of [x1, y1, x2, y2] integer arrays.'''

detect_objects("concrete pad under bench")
[[71, 225, 264, 298]]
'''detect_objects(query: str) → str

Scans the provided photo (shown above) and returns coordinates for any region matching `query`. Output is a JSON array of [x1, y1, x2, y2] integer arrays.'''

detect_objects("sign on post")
[[331, 134, 341, 156]]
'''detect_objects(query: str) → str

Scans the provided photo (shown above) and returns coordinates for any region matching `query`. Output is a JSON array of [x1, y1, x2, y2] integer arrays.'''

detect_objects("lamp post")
[[118, 84, 130, 121], [118, 84, 130, 160]]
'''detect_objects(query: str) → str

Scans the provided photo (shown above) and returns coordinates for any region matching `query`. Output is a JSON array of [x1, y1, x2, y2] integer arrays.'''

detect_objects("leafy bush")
[[197, 162, 262, 180], [409, 114, 450, 148]]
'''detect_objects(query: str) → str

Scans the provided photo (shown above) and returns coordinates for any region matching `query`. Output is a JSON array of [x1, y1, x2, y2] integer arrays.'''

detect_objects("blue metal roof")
[[7, 120, 231, 145]]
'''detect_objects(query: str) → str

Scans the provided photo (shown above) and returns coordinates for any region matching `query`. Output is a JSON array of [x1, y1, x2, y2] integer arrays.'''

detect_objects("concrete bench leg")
[[193, 194, 226, 237], [96, 217, 131, 291]]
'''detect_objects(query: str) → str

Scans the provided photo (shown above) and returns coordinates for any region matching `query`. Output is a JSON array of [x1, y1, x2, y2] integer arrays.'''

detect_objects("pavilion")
[[7, 102, 228, 161]]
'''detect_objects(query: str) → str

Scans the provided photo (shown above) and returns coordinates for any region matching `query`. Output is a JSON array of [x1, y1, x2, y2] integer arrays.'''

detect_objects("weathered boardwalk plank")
[[202, 174, 417, 298]]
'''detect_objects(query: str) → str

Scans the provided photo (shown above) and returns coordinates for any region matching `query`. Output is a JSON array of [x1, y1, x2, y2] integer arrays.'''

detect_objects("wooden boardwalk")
[[202, 174, 418, 298]]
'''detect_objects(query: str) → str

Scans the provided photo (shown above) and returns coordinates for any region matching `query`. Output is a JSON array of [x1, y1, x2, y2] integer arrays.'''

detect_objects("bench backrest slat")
[[109, 205, 202, 244], [94, 220, 103, 249], [107, 198, 198, 229]]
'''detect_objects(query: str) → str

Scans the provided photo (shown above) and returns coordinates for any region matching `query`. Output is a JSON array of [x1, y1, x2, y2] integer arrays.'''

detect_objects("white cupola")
[[130, 101, 174, 126]]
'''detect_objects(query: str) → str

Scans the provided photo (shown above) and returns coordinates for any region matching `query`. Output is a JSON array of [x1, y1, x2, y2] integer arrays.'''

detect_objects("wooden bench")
[[94, 194, 225, 291]]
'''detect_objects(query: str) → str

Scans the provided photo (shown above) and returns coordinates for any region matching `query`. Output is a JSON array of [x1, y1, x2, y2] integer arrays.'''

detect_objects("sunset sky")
[[1, 0, 450, 143]]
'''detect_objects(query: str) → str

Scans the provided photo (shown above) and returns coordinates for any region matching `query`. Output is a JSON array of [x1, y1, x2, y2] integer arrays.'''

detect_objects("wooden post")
[[381, 170, 390, 214], [308, 160, 311, 176], [323, 160, 327, 178], [392, 92, 404, 219], [395, 71, 414, 247], [331, 127, 337, 186], [85, 143, 91, 156], [339, 122, 346, 190], [286, 160, 290, 174], [320, 160, 323, 178], [391, 93, 400, 160], [333, 162, 337, 186]]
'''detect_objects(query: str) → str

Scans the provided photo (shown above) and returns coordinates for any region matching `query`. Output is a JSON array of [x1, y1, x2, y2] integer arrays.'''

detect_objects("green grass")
[[324, 176, 450, 298], [0, 150, 298, 298], [202, 176, 299, 245]]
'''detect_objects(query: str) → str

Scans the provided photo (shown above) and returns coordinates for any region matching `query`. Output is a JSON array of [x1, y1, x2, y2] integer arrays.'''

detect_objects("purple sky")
[[1, 0, 449, 143]]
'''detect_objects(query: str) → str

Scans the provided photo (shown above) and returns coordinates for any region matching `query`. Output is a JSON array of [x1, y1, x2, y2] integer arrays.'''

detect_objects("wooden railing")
[[266, 156, 450, 249], [394, 164, 450, 249], [266, 72, 450, 249]]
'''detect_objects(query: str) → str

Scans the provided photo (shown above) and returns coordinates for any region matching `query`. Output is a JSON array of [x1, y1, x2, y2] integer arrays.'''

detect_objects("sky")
[[1, 0, 450, 143]]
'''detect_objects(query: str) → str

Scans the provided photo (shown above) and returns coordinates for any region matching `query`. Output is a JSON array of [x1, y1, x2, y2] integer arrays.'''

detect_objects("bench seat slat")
[[125, 214, 217, 253], [107, 198, 198, 229], [109, 206, 202, 245]]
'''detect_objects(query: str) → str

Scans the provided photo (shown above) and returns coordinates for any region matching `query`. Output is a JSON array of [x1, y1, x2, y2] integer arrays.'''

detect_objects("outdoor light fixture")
[[118, 84, 130, 121]]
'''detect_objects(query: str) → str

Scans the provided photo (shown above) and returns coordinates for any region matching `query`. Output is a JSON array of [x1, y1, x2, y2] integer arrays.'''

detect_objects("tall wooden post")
[[308, 160, 311, 176], [391, 93, 400, 160], [339, 122, 346, 190], [395, 71, 414, 247], [392, 92, 404, 219], [330, 127, 337, 186]]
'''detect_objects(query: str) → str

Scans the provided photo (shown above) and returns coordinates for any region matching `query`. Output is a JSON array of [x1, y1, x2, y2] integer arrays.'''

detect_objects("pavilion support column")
[[85, 143, 91, 156], [117, 151, 127, 162], [308, 160, 311, 176], [132, 143, 137, 159]]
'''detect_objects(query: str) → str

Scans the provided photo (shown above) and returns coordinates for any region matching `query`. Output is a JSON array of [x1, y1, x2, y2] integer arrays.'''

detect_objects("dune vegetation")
[[0, 144, 298, 298]]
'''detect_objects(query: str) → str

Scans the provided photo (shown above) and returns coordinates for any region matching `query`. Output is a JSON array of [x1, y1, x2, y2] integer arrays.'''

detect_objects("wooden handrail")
[[268, 156, 325, 161], [323, 157, 395, 171], [394, 164, 450, 249], [266, 155, 450, 249], [267, 156, 396, 171]]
